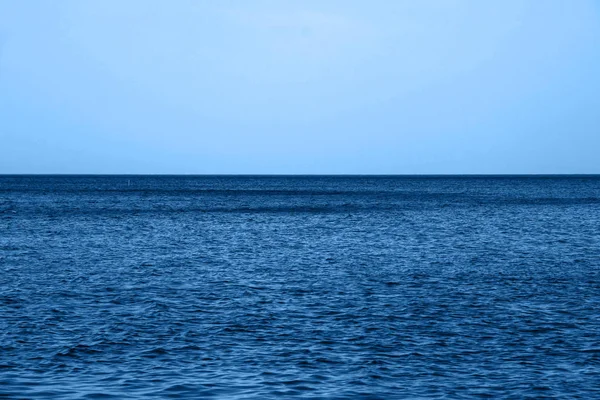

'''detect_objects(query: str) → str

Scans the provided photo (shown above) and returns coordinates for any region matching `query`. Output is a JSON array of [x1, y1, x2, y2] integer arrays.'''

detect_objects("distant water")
[[1, 175, 600, 399]]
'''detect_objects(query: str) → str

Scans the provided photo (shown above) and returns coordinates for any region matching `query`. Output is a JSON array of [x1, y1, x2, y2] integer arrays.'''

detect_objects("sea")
[[1, 175, 599, 399]]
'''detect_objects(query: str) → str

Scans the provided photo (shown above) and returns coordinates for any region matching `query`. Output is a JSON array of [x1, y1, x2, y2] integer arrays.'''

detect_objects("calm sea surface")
[[1, 175, 600, 399]]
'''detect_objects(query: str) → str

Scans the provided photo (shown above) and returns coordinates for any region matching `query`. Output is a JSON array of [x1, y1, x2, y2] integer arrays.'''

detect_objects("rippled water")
[[1, 175, 600, 399]]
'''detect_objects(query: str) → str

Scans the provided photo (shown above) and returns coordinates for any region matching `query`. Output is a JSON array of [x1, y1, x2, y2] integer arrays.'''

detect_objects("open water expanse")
[[1, 175, 600, 399]]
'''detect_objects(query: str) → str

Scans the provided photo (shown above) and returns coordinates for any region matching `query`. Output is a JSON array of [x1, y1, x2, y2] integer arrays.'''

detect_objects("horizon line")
[[2, 173, 600, 177]]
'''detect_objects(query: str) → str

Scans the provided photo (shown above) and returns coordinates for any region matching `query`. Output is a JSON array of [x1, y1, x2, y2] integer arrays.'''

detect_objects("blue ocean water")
[[1, 175, 600, 399]]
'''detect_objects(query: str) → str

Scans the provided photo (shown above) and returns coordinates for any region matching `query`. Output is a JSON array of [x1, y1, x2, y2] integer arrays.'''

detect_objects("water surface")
[[1, 175, 600, 398]]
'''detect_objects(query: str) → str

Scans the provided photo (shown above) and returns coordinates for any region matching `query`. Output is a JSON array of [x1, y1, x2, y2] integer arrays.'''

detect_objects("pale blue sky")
[[1, 0, 599, 174]]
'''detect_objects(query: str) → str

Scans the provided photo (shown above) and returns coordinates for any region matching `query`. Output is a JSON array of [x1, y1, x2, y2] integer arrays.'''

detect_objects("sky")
[[0, 0, 599, 174]]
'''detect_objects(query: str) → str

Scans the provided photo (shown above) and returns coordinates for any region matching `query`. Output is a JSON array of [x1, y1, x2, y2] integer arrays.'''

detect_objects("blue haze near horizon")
[[1, 1, 600, 174]]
